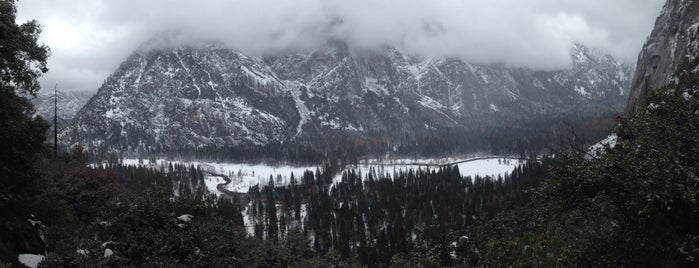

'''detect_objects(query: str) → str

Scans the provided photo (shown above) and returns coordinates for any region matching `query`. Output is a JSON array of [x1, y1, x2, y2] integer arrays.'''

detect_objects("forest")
[[4, 147, 550, 267]]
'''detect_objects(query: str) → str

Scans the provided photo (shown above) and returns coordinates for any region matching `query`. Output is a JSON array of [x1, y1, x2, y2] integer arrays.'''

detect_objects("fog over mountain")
[[16, 0, 663, 92], [60, 39, 632, 156], [5, 1, 699, 266]]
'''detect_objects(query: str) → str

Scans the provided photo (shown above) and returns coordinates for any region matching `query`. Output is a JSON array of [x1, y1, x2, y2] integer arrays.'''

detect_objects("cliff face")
[[625, 0, 699, 115]]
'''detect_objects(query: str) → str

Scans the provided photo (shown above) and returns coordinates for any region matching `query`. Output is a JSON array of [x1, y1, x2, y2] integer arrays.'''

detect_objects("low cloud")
[[16, 0, 664, 92]]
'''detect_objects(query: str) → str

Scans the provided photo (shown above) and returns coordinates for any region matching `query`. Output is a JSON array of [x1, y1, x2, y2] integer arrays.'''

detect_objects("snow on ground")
[[122, 159, 317, 194], [575, 85, 590, 97], [456, 158, 523, 179], [241, 205, 255, 235], [358, 153, 495, 165], [588, 133, 618, 158], [336, 157, 525, 183], [177, 214, 193, 222], [122, 156, 524, 195], [208, 163, 316, 193], [18, 254, 45, 268], [104, 248, 114, 258], [203, 176, 226, 195]]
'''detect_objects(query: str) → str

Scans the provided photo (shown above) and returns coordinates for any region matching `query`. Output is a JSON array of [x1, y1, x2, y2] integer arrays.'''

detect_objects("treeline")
[[86, 113, 615, 165]]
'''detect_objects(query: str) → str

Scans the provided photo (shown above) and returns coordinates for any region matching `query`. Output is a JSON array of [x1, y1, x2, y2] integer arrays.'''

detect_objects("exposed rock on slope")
[[625, 0, 699, 115], [64, 44, 298, 152], [31, 90, 92, 121], [62, 39, 632, 154]]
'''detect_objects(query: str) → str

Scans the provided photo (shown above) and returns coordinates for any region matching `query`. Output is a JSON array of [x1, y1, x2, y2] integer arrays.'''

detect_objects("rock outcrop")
[[625, 0, 699, 115]]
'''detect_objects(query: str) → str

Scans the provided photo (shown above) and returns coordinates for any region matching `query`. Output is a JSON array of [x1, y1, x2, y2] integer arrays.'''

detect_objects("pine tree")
[[266, 187, 278, 241]]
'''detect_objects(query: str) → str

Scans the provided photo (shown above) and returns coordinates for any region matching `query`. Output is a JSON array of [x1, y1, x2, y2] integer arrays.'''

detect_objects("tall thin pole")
[[53, 84, 58, 156]]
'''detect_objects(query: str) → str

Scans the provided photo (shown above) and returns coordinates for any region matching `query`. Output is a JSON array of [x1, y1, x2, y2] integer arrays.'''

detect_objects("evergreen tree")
[[0, 1, 50, 263], [0, 0, 50, 199]]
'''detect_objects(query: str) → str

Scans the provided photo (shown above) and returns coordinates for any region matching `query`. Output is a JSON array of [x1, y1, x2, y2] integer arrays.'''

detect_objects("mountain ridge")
[[62, 40, 633, 156], [31, 90, 93, 121]]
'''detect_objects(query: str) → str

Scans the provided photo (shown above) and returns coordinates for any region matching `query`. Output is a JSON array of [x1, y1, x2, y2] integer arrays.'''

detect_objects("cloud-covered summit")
[[16, 0, 664, 92]]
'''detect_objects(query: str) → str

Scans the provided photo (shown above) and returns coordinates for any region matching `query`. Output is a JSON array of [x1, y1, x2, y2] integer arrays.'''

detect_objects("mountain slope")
[[63, 40, 632, 155], [64, 44, 299, 152], [31, 90, 92, 121]]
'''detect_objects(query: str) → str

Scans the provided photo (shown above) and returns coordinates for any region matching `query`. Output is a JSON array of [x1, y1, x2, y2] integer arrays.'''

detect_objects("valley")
[[3, 0, 698, 266], [119, 155, 527, 195]]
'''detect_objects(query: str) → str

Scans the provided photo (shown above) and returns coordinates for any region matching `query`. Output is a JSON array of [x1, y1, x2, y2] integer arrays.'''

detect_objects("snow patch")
[[288, 83, 311, 137], [336, 157, 524, 183], [203, 176, 225, 195], [320, 117, 343, 130], [104, 248, 114, 258], [588, 133, 618, 158], [122, 159, 317, 194], [177, 214, 193, 222], [18, 254, 45, 268], [241, 65, 279, 88], [365, 77, 389, 95], [417, 95, 458, 123], [28, 219, 41, 226], [574, 85, 590, 97], [457, 158, 522, 179], [174, 50, 202, 96]]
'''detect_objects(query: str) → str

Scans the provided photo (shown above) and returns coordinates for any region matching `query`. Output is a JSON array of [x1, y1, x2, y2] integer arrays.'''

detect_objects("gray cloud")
[[16, 0, 665, 92]]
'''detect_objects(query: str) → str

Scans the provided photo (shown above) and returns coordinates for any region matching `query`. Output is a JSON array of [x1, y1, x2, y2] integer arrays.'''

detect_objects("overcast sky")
[[16, 0, 665, 92]]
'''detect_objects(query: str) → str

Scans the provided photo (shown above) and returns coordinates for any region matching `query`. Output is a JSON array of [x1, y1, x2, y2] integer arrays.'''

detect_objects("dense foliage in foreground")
[[14, 152, 545, 267], [459, 85, 699, 266], [8, 152, 348, 267], [3, 81, 696, 268]]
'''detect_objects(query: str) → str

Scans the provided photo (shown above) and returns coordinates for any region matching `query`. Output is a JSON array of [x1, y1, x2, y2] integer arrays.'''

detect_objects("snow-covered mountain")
[[62, 39, 632, 154], [31, 90, 93, 121]]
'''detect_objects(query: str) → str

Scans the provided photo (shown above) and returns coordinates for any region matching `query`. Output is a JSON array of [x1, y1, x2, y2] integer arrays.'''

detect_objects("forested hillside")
[[459, 77, 699, 266]]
